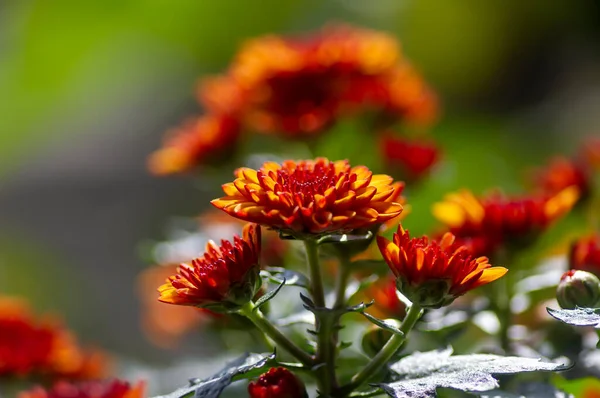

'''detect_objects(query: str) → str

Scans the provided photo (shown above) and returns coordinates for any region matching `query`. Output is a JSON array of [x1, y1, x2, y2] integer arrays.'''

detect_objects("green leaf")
[[361, 312, 404, 337], [378, 347, 569, 398], [546, 307, 600, 328], [254, 278, 286, 311], [262, 267, 309, 288], [154, 352, 275, 398], [317, 231, 374, 245]]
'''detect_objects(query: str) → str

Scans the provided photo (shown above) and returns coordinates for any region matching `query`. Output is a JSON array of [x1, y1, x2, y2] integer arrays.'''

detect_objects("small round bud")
[[361, 320, 403, 358], [556, 270, 600, 309], [248, 367, 307, 398]]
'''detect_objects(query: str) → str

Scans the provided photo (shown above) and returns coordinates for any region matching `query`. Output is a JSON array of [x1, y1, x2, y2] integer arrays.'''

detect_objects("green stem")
[[334, 253, 352, 309], [239, 302, 313, 367], [305, 239, 326, 308], [497, 272, 512, 353], [338, 304, 423, 395]]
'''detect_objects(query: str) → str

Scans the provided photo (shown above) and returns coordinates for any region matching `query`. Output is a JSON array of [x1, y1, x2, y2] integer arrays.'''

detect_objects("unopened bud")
[[248, 367, 307, 398], [556, 270, 600, 309]]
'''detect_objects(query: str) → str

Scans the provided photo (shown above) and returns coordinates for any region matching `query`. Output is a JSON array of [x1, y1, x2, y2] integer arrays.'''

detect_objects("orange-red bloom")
[[377, 226, 507, 308], [381, 134, 441, 182], [248, 367, 307, 398], [531, 156, 589, 200], [19, 380, 145, 398], [363, 275, 406, 319], [432, 188, 578, 255], [158, 224, 261, 311], [570, 235, 600, 278], [0, 297, 108, 379], [148, 114, 240, 175], [211, 158, 404, 235]]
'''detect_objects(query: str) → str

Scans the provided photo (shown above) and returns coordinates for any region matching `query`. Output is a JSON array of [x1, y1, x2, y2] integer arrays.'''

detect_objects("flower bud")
[[556, 270, 600, 309], [361, 320, 403, 358], [248, 367, 307, 398]]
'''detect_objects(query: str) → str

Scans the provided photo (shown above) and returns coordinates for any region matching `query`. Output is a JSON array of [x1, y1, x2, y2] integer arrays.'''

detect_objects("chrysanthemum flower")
[[377, 226, 507, 308], [211, 158, 404, 235], [18, 380, 145, 398], [432, 188, 579, 254], [380, 134, 441, 182], [531, 157, 589, 200], [570, 235, 600, 278], [158, 223, 261, 311], [148, 114, 240, 175], [0, 297, 108, 379], [248, 367, 307, 398]]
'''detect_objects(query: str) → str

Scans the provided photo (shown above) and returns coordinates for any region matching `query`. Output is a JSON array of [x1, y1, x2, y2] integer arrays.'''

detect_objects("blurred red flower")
[[248, 367, 307, 398], [531, 156, 589, 200], [570, 235, 600, 278], [19, 380, 145, 398], [380, 134, 441, 182]]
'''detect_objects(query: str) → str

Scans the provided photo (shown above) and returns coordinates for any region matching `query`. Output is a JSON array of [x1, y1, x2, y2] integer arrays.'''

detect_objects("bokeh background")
[[1, 0, 600, 394]]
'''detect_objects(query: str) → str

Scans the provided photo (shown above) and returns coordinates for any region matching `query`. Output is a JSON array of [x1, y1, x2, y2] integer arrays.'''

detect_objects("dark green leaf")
[[361, 312, 404, 337], [317, 231, 373, 245], [379, 347, 569, 398], [155, 352, 275, 398], [547, 307, 600, 328], [254, 278, 286, 311], [262, 267, 309, 288]]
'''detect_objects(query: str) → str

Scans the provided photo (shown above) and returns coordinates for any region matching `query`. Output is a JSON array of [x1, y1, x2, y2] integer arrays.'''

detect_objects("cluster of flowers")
[[147, 24, 439, 177]]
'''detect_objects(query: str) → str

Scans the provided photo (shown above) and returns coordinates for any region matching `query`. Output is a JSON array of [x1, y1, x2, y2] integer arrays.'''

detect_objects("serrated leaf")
[[155, 352, 275, 398], [361, 312, 404, 337], [254, 278, 286, 311], [547, 307, 600, 328], [262, 267, 309, 288], [378, 347, 569, 398]]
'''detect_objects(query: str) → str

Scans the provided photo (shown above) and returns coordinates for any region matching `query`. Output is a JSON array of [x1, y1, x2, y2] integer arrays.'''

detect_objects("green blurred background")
[[0, 0, 599, 391]]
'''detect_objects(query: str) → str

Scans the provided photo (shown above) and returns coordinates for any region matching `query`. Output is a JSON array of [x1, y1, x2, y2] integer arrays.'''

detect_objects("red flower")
[[0, 297, 108, 379], [211, 158, 404, 235], [531, 156, 589, 200], [377, 226, 507, 308], [248, 367, 307, 398], [158, 224, 261, 311], [148, 114, 240, 175], [381, 134, 441, 182], [18, 380, 145, 398], [363, 275, 406, 319], [570, 235, 600, 278], [432, 188, 578, 255]]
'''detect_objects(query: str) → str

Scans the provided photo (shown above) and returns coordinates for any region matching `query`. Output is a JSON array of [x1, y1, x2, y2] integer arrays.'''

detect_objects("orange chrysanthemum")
[[19, 380, 145, 398], [158, 223, 261, 310], [381, 134, 441, 182], [377, 226, 507, 308], [211, 158, 404, 235], [570, 235, 600, 278], [531, 156, 589, 200], [148, 114, 240, 175], [432, 188, 579, 255], [0, 297, 108, 379]]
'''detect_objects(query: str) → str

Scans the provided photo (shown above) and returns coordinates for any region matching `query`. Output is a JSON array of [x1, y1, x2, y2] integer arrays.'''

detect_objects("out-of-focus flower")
[[199, 24, 437, 139], [18, 380, 145, 398], [148, 114, 240, 175], [248, 367, 307, 398], [570, 235, 600, 278], [556, 270, 600, 309], [0, 297, 108, 379], [432, 188, 579, 255], [158, 224, 262, 311], [363, 275, 406, 319], [531, 157, 590, 200], [212, 158, 404, 236], [580, 136, 600, 169], [380, 134, 441, 182], [377, 226, 507, 308]]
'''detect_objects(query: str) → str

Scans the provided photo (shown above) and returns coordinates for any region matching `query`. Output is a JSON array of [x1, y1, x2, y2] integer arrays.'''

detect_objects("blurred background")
[[1, 0, 599, 394]]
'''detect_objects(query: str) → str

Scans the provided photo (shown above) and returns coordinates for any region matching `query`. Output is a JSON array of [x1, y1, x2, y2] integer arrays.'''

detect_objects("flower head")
[[18, 380, 145, 398], [432, 188, 578, 254], [531, 157, 589, 200], [556, 270, 600, 309], [381, 134, 441, 182], [377, 226, 507, 308], [212, 158, 404, 235], [148, 114, 240, 175], [570, 235, 600, 278], [158, 223, 262, 311], [0, 297, 108, 379], [248, 367, 307, 398]]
